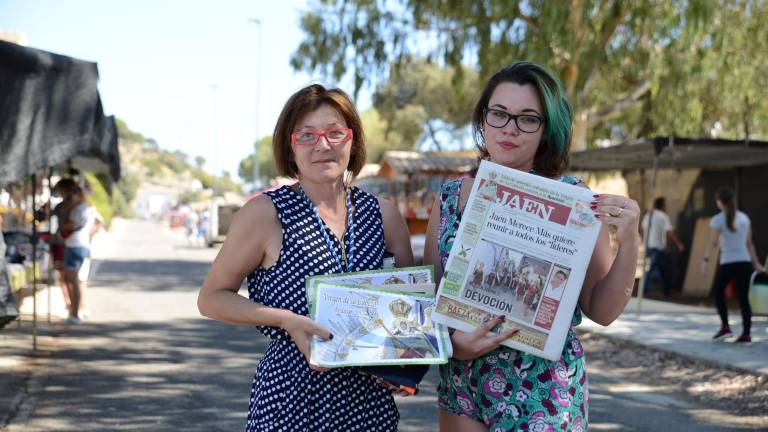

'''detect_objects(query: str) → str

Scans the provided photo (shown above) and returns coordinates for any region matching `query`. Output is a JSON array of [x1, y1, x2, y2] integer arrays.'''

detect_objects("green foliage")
[[372, 61, 479, 151], [110, 188, 134, 218], [191, 168, 214, 189], [238, 136, 278, 182], [194, 155, 206, 168], [361, 108, 418, 162], [210, 173, 239, 196], [143, 158, 163, 177], [83, 172, 114, 229], [293, 1, 768, 149], [178, 189, 202, 205], [143, 138, 159, 150], [115, 118, 144, 144], [116, 172, 140, 203]]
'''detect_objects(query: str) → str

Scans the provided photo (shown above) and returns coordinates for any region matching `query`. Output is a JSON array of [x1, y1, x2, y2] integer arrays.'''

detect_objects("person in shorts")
[[62, 186, 101, 324]]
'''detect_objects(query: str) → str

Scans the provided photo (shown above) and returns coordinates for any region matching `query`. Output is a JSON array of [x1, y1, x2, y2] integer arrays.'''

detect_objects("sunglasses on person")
[[290, 128, 353, 146]]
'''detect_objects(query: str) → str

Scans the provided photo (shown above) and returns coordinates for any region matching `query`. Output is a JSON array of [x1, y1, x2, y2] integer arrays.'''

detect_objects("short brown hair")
[[272, 84, 366, 179]]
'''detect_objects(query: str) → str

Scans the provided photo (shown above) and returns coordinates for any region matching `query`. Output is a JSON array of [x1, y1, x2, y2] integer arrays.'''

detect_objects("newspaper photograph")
[[310, 282, 450, 367], [431, 160, 602, 361]]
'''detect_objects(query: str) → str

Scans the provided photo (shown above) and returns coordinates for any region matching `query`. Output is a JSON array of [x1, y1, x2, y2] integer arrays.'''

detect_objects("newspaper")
[[309, 282, 450, 367], [431, 160, 602, 361], [305, 266, 435, 309]]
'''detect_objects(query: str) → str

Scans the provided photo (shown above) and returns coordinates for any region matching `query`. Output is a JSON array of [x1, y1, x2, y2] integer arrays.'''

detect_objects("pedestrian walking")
[[702, 186, 765, 342], [641, 197, 684, 297], [197, 84, 413, 431], [423, 61, 641, 431]]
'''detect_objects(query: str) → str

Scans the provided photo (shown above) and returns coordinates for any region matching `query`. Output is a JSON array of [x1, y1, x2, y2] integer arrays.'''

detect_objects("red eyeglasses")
[[290, 128, 353, 146]]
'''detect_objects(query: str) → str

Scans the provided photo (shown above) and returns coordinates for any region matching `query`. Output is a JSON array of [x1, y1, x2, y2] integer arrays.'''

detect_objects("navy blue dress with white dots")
[[245, 185, 398, 432]]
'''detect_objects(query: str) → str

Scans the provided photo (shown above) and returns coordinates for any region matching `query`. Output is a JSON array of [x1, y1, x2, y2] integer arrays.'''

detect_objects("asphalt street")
[[2, 218, 763, 431]]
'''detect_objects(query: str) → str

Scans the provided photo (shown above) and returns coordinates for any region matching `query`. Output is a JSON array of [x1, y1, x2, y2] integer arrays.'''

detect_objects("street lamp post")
[[249, 18, 262, 191]]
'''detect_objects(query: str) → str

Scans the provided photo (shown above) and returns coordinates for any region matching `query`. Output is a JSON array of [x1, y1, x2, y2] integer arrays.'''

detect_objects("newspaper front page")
[[431, 161, 602, 360], [310, 282, 450, 367]]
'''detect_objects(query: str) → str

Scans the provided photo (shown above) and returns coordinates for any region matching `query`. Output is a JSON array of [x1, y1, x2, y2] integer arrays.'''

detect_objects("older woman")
[[424, 62, 640, 431], [198, 84, 413, 431]]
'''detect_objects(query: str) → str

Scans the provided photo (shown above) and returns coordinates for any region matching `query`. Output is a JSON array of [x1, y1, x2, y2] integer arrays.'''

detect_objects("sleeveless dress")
[[436, 177, 588, 432], [245, 185, 398, 432]]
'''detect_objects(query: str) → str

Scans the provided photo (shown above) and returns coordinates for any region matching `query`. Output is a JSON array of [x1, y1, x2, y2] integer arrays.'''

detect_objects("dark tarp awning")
[[0, 40, 120, 186], [570, 137, 768, 171]]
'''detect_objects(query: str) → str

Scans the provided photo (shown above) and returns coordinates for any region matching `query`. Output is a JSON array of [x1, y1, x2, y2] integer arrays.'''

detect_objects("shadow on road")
[[93, 260, 213, 292], [22, 316, 440, 431]]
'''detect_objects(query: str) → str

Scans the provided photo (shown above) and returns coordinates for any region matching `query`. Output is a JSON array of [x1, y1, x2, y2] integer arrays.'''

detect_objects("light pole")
[[248, 18, 262, 191]]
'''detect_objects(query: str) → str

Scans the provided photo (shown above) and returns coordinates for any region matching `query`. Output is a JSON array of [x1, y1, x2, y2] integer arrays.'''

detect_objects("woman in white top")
[[703, 187, 764, 342]]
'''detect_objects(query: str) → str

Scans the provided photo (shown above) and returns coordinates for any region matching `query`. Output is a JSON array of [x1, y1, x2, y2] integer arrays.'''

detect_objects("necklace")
[[297, 184, 355, 273]]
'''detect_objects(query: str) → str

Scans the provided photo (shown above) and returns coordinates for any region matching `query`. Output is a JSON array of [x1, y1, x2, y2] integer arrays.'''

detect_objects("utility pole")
[[248, 18, 262, 191]]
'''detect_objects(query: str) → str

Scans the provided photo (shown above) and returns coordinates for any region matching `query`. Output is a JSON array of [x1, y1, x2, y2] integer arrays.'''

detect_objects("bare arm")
[[746, 227, 763, 271], [378, 198, 415, 267], [666, 230, 684, 252], [702, 226, 720, 267], [198, 195, 292, 326], [423, 197, 443, 281], [579, 193, 641, 326], [197, 195, 332, 366]]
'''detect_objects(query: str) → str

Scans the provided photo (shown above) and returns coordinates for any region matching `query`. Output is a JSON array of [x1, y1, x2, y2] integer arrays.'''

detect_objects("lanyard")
[[298, 184, 355, 273]]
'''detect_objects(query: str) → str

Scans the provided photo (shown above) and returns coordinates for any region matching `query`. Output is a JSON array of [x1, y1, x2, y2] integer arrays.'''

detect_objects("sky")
[[0, 0, 371, 179]]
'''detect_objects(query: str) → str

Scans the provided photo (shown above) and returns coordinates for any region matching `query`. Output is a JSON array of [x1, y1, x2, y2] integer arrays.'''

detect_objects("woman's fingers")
[[476, 314, 506, 335], [490, 328, 520, 345]]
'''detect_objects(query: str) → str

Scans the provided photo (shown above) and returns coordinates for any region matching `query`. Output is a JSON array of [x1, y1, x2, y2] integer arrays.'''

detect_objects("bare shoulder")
[[458, 177, 475, 211], [234, 193, 277, 226], [227, 193, 281, 245]]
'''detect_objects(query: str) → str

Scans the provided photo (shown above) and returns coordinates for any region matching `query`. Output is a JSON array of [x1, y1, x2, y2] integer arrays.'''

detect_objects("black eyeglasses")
[[484, 108, 543, 133]]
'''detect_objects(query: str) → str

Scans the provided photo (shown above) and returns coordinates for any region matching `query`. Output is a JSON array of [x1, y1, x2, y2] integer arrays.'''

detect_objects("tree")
[[238, 136, 278, 183], [293, 1, 767, 149], [372, 61, 480, 151], [143, 138, 159, 151], [361, 108, 416, 163], [194, 155, 206, 168], [115, 118, 145, 144]]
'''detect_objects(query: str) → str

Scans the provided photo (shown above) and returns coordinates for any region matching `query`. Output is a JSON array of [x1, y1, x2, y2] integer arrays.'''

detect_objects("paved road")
[[3, 219, 763, 431]]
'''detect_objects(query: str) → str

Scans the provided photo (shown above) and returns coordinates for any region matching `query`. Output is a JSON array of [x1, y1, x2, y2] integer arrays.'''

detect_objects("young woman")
[[703, 186, 764, 343], [198, 84, 413, 431], [423, 62, 640, 431]]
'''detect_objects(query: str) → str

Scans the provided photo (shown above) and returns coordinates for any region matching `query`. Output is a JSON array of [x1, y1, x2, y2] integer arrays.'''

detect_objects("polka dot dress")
[[245, 185, 399, 432]]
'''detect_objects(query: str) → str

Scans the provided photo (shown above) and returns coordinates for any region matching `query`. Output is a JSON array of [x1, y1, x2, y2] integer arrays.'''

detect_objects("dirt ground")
[[580, 330, 768, 417]]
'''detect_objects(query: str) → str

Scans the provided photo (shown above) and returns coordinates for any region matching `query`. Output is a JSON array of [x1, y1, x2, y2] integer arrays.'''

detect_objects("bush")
[[83, 172, 114, 229]]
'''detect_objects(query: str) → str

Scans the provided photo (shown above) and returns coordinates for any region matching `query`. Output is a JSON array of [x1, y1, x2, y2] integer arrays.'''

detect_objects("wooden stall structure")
[[355, 151, 477, 234], [571, 137, 768, 304]]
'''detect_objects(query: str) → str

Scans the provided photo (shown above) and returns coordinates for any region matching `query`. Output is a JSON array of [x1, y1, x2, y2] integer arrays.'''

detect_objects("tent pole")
[[31, 175, 38, 350], [636, 139, 664, 316], [47, 170, 52, 324]]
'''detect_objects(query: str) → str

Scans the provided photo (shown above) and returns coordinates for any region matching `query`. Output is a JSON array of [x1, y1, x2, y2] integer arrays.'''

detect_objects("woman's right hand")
[[450, 315, 519, 361], [281, 312, 334, 372]]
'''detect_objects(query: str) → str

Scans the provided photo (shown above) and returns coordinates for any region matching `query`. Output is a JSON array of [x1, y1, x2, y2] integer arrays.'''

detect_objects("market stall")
[[0, 40, 120, 341]]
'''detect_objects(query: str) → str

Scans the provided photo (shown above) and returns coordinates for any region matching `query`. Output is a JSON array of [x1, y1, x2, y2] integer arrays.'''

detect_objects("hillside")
[[115, 119, 240, 219]]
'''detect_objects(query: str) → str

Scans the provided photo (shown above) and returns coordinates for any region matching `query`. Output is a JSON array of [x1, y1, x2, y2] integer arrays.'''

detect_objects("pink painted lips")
[[496, 141, 520, 150]]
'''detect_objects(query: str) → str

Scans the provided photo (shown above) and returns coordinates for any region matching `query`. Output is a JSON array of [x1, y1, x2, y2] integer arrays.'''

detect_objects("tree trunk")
[[572, 109, 590, 152]]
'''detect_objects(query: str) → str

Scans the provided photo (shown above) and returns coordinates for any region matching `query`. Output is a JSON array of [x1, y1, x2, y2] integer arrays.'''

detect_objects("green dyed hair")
[[472, 61, 573, 177]]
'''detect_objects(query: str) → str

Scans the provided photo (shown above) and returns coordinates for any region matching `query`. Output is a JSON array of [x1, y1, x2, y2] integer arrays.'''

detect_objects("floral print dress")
[[436, 178, 588, 432]]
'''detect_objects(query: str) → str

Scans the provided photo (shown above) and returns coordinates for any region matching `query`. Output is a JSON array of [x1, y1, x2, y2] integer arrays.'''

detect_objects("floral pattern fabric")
[[436, 177, 589, 431]]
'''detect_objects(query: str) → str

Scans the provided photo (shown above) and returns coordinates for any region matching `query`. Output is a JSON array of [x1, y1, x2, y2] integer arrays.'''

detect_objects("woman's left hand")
[[592, 194, 641, 244]]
